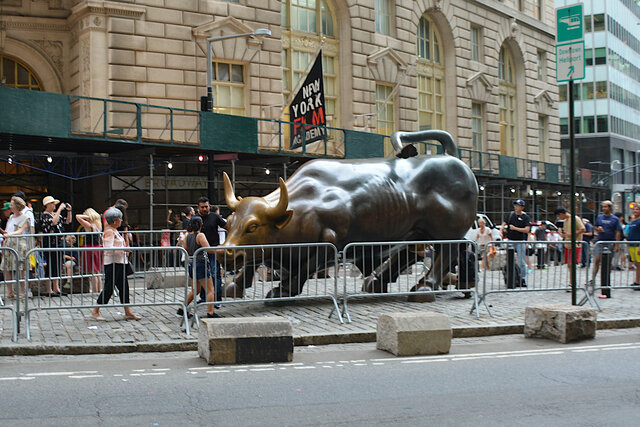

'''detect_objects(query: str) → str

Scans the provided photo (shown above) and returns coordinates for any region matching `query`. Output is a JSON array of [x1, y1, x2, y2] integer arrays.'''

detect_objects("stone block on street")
[[198, 316, 293, 365], [524, 304, 596, 343], [376, 312, 451, 356], [144, 268, 187, 289]]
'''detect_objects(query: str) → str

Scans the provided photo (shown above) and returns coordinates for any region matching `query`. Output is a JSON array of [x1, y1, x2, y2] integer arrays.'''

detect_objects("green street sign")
[[556, 3, 584, 43], [556, 41, 585, 82]]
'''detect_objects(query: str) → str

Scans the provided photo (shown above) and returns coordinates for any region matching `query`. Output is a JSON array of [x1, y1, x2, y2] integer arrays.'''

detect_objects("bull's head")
[[221, 172, 293, 262]]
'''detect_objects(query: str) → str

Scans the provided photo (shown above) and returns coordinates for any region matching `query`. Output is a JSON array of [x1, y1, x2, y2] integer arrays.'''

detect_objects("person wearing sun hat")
[[38, 195, 72, 297]]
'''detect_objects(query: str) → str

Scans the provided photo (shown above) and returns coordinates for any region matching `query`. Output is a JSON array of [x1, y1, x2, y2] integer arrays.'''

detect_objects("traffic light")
[[198, 154, 205, 162]]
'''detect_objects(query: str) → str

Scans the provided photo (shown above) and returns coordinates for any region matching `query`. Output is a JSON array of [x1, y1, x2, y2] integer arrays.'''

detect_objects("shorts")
[[188, 261, 211, 281], [563, 247, 582, 264], [629, 246, 640, 263], [593, 242, 616, 258]]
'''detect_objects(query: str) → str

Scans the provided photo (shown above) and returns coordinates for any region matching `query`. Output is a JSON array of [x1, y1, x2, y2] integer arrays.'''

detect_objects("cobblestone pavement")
[[1, 264, 639, 348]]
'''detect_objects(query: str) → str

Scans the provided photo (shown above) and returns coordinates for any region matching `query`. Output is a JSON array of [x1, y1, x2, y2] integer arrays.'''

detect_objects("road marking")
[[23, 371, 98, 377], [250, 368, 275, 372], [151, 368, 170, 372], [206, 370, 228, 374], [0, 377, 35, 381], [494, 351, 564, 358], [69, 375, 104, 379], [402, 359, 449, 364], [293, 366, 316, 370], [188, 367, 211, 371], [372, 362, 385, 366], [353, 363, 367, 366], [234, 369, 248, 372], [130, 373, 166, 377]]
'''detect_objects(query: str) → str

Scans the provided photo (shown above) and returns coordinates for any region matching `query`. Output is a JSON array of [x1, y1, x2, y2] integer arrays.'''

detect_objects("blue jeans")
[[511, 241, 527, 281], [208, 253, 223, 302]]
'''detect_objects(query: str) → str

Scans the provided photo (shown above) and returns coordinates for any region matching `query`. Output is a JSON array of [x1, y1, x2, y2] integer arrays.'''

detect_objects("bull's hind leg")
[[409, 243, 457, 302], [362, 246, 416, 293]]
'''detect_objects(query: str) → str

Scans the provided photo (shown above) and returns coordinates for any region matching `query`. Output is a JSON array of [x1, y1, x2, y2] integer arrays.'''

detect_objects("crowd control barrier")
[[582, 241, 640, 309], [0, 247, 20, 341], [191, 243, 343, 324], [23, 246, 191, 340], [341, 240, 479, 323], [476, 240, 595, 316]]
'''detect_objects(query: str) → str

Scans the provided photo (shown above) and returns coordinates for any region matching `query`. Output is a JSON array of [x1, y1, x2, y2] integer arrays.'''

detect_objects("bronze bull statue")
[[220, 130, 478, 301]]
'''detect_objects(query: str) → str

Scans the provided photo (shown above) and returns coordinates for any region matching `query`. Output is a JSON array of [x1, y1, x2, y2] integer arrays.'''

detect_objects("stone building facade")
[[1, 0, 559, 163]]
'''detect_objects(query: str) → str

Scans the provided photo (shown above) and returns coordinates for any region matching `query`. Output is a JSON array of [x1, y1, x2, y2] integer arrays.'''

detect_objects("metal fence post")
[[601, 244, 612, 298]]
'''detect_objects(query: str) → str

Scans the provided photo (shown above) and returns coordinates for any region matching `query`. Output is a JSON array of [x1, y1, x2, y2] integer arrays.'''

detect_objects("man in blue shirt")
[[591, 200, 622, 297], [626, 204, 640, 290]]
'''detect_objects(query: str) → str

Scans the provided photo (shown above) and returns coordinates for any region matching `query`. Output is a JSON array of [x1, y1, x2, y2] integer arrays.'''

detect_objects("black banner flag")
[[289, 51, 326, 150]]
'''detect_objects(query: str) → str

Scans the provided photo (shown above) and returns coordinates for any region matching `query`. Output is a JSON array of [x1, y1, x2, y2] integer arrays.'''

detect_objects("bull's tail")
[[391, 130, 458, 158]]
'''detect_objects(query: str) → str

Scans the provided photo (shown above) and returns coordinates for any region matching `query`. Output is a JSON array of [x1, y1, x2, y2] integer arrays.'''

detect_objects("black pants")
[[97, 263, 130, 305]]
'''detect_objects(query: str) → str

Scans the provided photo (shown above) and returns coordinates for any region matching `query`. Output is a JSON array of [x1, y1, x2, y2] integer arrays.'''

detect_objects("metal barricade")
[[23, 246, 190, 340], [341, 240, 480, 323], [477, 240, 595, 316], [584, 241, 640, 309], [191, 243, 343, 324], [0, 247, 20, 341]]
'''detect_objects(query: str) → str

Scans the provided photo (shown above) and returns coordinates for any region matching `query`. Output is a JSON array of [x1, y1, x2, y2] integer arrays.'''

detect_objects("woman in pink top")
[[90, 207, 140, 321]]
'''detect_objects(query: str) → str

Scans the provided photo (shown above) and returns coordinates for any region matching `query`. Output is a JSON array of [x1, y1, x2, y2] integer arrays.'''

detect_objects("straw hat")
[[42, 195, 60, 206]]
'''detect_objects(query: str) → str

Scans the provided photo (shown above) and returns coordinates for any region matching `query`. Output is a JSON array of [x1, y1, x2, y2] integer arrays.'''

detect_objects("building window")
[[560, 118, 568, 135], [594, 47, 606, 65], [376, 84, 395, 155], [595, 81, 607, 99], [584, 15, 592, 32], [417, 16, 441, 62], [536, 50, 546, 80], [585, 48, 593, 65], [470, 26, 481, 62], [417, 15, 445, 133], [582, 82, 594, 100], [597, 115, 608, 133], [499, 46, 517, 156], [559, 84, 567, 102], [593, 13, 605, 31], [0, 55, 42, 90], [282, 0, 338, 129], [584, 116, 595, 133], [518, 0, 524, 12], [211, 62, 245, 115], [472, 102, 484, 152], [538, 115, 547, 161], [375, 0, 391, 35]]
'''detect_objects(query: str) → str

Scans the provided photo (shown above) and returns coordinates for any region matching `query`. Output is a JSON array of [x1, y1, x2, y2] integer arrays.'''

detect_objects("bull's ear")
[[274, 209, 293, 230]]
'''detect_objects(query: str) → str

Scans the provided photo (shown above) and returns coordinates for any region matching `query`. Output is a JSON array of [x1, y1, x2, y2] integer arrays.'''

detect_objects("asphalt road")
[[1, 331, 639, 426]]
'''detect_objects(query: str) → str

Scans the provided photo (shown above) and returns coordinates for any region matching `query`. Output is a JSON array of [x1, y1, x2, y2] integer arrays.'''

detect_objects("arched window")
[[498, 46, 517, 156], [0, 55, 42, 90], [282, 0, 339, 131], [416, 16, 444, 132]]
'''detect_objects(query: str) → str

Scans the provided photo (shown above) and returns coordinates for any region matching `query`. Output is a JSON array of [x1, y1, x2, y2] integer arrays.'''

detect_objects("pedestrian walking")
[[197, 197, 228, 303], [90, 207, 140, 321], [500, 199, 531, 286], [626, 204, 640, 290]]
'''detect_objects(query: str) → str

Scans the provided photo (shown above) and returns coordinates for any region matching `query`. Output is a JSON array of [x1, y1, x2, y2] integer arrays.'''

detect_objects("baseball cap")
[[601, 200, 613, 207], [514, 199, 525, 206], [1, 202, 10, 210]]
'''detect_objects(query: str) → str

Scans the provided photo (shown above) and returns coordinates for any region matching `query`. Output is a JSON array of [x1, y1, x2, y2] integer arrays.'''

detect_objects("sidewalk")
[[1, 285, 639, 355]]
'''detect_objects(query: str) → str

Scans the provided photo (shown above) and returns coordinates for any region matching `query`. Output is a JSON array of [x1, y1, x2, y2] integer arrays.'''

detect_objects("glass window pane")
[[3, 57, 15, 84], [231, 86, 244, 108], [593, 14, 605, 31], [597, 115, 608, 132], [596, 81, 607, 98], [584, 116, 595, 133], [231, 64, 243, 83], [217, 85, 230, 105], [559, 84, 567, 102], [17, 63, 29, 85], [218, 64, 229, 82]]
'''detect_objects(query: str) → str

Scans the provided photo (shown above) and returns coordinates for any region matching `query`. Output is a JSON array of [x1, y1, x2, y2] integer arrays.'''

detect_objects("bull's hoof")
[[222, 282, 244, 299], [362, 275, 385, 293], [264, 287, 296, 307], [407, 284, 436, 303]]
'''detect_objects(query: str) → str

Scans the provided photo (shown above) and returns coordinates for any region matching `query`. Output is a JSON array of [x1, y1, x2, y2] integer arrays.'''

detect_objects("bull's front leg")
[[222, 265, 257, 299], [362, 247, 418, 293]]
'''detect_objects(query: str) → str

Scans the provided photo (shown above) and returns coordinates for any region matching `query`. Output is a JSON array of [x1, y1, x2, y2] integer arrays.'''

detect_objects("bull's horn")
[[223, 172, 240, 211], [267, 177, 289, 219]]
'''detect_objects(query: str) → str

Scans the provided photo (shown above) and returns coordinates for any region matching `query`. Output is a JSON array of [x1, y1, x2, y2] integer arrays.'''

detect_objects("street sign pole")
[[556, 3, 584, 305], [569, 79, 577, 305]]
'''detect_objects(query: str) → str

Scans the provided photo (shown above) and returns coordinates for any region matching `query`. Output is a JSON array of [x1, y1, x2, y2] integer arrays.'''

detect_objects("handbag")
[[125, 262, 135, 277]]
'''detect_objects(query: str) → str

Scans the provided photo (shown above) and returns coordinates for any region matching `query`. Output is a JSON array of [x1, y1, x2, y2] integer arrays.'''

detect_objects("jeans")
[[512, 241, 527, 281]]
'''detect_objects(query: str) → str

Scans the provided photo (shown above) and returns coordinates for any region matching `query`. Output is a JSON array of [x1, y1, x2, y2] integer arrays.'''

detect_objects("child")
[[62, 235, 79, 289]]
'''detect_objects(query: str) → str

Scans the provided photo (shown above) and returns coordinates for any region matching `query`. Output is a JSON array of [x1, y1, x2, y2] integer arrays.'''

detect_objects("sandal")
[[90, 312, 106, 321], [124, 313, 141, 321]]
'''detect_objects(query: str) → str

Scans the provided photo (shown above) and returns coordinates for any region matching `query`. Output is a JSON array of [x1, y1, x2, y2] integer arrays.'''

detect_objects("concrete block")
[[377, 312, 452, 356], [144, 268, 186, 289], [524, 305, 596, 343], [199, 317, 293, 365]]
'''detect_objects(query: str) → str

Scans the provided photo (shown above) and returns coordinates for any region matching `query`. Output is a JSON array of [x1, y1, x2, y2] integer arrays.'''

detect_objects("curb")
[[1, 318, 638, 356]]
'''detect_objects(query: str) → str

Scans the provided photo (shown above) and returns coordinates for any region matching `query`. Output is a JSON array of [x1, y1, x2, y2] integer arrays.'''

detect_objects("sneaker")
[[206, 313, 221, 318], [598, 294, 611, 299], [176, 308, 193, 319], [631, 283, 640, 290]]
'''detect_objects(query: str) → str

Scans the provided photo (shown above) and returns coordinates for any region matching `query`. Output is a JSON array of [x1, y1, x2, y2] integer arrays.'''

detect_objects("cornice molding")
[[2, 18, 70, 33], [68, 0, 145, 26]]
